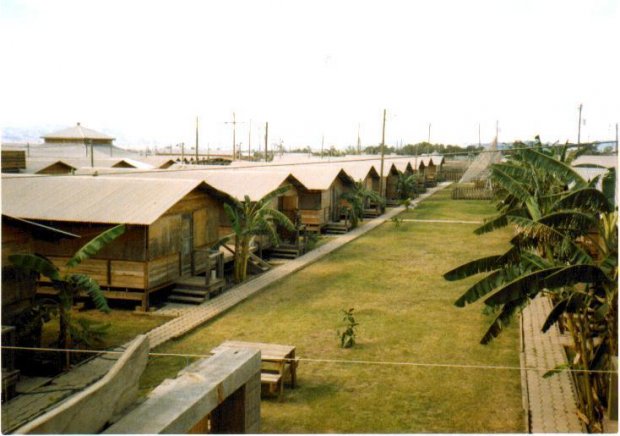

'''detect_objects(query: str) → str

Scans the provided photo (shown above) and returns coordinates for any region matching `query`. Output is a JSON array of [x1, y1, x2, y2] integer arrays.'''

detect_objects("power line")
[[2, 345, 616, 375]]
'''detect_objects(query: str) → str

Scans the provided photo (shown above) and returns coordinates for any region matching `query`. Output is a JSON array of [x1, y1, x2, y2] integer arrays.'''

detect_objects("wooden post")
[[379, 109, 386, 197], [232, 112, 236, 160], [577, 103, 583, 144], [264, 121, 269, 161], [205, 251, 211, 286], [248, 119, 252, 161], [195, 116, 199, 162], [89, 139, 94, 168]]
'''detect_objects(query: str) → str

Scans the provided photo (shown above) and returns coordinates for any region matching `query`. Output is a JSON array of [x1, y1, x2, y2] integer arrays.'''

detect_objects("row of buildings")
[[2, 124, 446, 316]]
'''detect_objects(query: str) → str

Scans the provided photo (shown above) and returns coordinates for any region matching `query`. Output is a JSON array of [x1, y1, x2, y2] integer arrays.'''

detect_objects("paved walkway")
[[400, 218, 482, 224], [145, 183, 451, 348], [521, 296, 584, 433]]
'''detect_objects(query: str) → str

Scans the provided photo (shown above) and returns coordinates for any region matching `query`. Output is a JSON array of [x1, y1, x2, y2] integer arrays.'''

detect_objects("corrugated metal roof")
[[263, 165, 354, 190], [25, 159, 77, 174], [41, 123, 115, 141], [115, 168, 300, 201], [1, 176, 206, 225], [338, 161, 380, 181], [572, 155, 618, 169]]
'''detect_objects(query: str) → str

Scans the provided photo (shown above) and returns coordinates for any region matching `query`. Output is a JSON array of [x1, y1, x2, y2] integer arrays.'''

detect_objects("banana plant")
[[395, 171, 417, 200], [443, 141, 617, 431], [9, 224, 126, 366], [222, 185, 295, 283], [341, 181, 386, 228]]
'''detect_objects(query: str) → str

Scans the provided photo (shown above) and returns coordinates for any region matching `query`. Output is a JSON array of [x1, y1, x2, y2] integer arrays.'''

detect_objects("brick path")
[[146, 183, 451, 348], [521, 296, 584, 433]]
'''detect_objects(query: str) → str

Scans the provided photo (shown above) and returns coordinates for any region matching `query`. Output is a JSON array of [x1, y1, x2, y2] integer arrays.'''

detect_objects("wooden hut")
[[117, 168, 309, 259], [339, 162, 383, 217], [384, 162, 402, 204], [281, 165, 355, 233], [2, 175, 225, 311]]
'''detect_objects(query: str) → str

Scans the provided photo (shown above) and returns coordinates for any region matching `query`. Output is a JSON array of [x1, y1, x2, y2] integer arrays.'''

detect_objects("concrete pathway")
[[145, 183, 451, 349], [400, 218, 482, 224], [521, 296, 584, 433]]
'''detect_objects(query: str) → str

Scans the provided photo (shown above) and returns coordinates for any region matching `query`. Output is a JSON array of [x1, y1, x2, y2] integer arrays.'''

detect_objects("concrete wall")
[[104, 347, 261, 434], [15, 335, 149, 434]]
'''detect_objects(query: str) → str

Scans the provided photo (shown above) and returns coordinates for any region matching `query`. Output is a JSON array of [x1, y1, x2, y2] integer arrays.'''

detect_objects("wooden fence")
[[451, 186, 493, 200]]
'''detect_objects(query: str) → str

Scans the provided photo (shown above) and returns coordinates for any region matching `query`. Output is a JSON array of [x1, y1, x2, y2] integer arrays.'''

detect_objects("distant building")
[[41, 122, 115, 146]]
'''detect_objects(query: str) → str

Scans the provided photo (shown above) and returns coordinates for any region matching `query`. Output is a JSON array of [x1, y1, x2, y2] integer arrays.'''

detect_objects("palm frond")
[[542, 294, 587, 332], [454, 265, 522, 307], [66, 274, 110, 313], [263, 208, 296, 231], [543, 264, 611, 289], [491, 163, 531, 182], [66, 224, 126, 268], [443, 255, 502, 281], [223, 203, 242, 235], [521, 148, 587, 188], [260, 185, 292, 206], [9, 254, 61, 281], [602, 167, 616, 207], [480, 297, 526, 344], [484, 267, 563, 306], [474, 214, 510, 235], [538, 211, 597, 232], [552, 188, 612, 214], [489, 167, 531, 204]]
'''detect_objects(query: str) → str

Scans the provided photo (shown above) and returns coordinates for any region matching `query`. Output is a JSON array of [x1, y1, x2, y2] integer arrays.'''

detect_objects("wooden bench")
[[261, 371, 284, 399]]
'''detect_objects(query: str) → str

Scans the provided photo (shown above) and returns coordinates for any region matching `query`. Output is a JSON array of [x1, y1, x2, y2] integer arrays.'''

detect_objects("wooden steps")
[[269, 244, 303, 259], [247, 253, 271, 274], [363, 208, 381, 218], [324, 221, 350, 235], [168, 276, 225, 305]]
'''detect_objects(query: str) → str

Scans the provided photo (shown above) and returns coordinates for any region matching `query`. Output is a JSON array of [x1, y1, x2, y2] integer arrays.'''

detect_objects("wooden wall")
[[28, 187, 223, 294], [34, 223, 148, 261], [1, 222, 37, 322], [1, 150, 26, 172]]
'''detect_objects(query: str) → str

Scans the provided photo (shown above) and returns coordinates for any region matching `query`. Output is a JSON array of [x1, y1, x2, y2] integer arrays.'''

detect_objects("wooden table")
[[211, 341, 297, 398]]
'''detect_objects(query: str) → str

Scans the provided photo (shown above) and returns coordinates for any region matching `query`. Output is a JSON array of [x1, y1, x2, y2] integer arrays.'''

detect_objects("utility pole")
[[225, 112, 245, 160], [89, 139, 94, 167], [478, 123, 481, 148], [181, 142, 185, 162], [248, 119, 252, 161], [495, 120, 499, 143], [577, 104, 583, 144], [195, 117, 199, 162], [427, 123, 431, 144], [321, 135, 325, 158], [26, 142, 30, 157], [357, 124, 361, 154], [379, 109, 387, 197], [615, 122, 618, 153], [264, 121, 269, 162]]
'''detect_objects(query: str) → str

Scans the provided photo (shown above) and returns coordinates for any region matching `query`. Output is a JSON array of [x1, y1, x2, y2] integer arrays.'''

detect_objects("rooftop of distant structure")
[[41, 122, 115, 144]]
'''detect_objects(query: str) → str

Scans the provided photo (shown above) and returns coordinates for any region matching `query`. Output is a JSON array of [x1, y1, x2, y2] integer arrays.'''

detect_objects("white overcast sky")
[[1, 0, 619, 151]]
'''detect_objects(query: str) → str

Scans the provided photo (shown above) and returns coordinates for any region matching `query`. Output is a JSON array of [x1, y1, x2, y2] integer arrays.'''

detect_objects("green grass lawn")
[[401, 186, 497, 221], [140, 187, 524, 433], [41, 309, 171, 350]]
